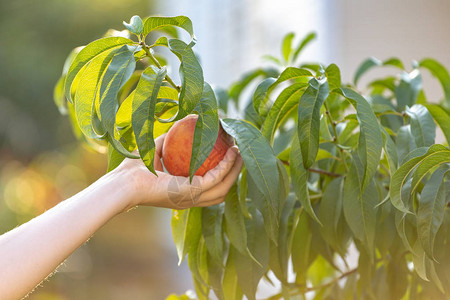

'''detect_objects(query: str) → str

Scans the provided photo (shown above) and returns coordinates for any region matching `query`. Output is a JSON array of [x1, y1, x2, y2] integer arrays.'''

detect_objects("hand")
[[114, 134, 243, 211]]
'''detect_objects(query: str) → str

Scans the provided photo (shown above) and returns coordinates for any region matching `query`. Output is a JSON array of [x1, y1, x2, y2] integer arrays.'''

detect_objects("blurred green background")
[[0, 1, 193, 299]]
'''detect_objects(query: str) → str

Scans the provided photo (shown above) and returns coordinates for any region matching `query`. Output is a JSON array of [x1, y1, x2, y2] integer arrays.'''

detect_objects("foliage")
[[55, 15, 450, 299]]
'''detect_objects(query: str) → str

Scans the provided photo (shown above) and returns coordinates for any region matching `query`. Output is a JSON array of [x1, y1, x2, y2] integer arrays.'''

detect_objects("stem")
[[140, 42, 181, 92], [264, 267, 358, 300], [323, 102, 348, 173]]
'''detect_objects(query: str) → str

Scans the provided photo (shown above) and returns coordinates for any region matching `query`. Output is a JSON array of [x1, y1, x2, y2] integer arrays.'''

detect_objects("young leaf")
[[229, 68, 278, 104], [253, 77, 276, 116], [354, 57, 382, 85], [123, 15, 144, 36], [131, 66, 167, 174], [142, 16, 194, 40], [167, 39, 204, 120], [172, 207, 202, 265], [98, 44, 140, 158], [298, 77, 329, 168], [64, 37, 133, 103], [261, 82, 308, 143], [337, 88, 383, 191], [290, 133, 322, 224], [417, 166, 449, 260], [424, 104, 450, 145], [268, 67, 313, 95], [292, 32, 316, 62], [281, 32, 295, 63], [234, 208, 269, 300], [325, 63, 341, 91], [419, 58, 450, 107], [395, 70, 422, 110], [405, 104, 436, 148], [221, 119, 280, 215], [189, 83, 220, 179]]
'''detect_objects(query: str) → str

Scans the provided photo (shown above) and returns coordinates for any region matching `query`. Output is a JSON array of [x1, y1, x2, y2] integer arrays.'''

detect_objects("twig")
[[264, 267, 358, 300], [140, 42, 181, 92]]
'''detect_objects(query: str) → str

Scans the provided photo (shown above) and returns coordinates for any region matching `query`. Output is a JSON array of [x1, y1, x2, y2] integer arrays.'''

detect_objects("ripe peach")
[[162, 114, 234, 176]]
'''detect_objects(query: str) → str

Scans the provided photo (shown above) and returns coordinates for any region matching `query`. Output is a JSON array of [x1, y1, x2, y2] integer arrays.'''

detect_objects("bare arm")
[[0, 135, 243, 299]]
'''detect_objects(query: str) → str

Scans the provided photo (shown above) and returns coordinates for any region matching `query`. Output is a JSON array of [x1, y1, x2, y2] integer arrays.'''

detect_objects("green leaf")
[[98, 44, 139, 158], [337, 88, 383, 191], [142, 16, 194, 39], [269, 194, 296, 283], [247, 173, 279, 244], [424, 104, 450, 145], [261, 82, 308, 143], [238, 168, 251, 219], [292, 210, 313, 281], [221, 119, 280, 215], [55, 47, 82, 114], [354, 57, 381, 85], [383, 57, 405, 69], [76, 46, 116, 140], [171, 207, 202, 265], [229, 68, 278, 103], [390, 144, 449, 213], [419, 58, 450, 107], [189, 83, 219, 179], [222, 248, 244, 300], [298, 77, 329, 168], [381, 126, 399, 174], [224, 184, 248, 255], [417, 166, 449, 260], [234, 208, 269, 300], [253, 77, 276, 116], [395, 70, 422, 110], [64, 37, 133, 103], [405, 104, 436, 147], [123, 15, 144, 36], [397, 125, 417, 163], [269, 67, 313, 95], [107, 143, 126, 172], [167, 39, 204, 120], [131, 66, 166, 174], [318, 177, 345, 254], [282, 32, 295, 63], [190, 238, 210, 299], [202, 205, 224, 266], [292, 32, 316, 62], [325, 64, 341, 91], [342, 155, 379, 261], [290, 133, 321, 224]]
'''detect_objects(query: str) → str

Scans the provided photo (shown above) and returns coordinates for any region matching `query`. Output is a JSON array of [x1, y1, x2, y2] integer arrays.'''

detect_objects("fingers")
[[154, 133, 167, 171], [199, 146, 239, 191], [197, 154, 243, 203]]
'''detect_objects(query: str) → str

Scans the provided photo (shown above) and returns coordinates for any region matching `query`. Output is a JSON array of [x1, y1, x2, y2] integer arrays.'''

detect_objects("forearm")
[[0, 169, 132, 299]]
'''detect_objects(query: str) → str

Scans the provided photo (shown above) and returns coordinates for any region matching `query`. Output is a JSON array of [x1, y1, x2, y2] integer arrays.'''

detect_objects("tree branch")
[[264, 267, 358, 300]]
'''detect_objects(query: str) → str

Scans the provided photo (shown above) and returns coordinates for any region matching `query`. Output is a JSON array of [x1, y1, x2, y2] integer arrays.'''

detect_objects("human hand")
[[113, 133, 243, 211]]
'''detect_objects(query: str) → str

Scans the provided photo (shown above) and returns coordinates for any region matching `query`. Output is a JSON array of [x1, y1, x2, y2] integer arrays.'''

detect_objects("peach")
[[162, 114, 234, 176]]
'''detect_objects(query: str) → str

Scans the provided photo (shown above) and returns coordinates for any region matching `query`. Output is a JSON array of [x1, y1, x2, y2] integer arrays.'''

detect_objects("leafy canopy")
[[55, 14, 450, 300]]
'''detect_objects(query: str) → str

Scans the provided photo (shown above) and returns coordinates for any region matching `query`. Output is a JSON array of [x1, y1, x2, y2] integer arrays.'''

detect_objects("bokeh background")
[[1, 0, 450, 299]]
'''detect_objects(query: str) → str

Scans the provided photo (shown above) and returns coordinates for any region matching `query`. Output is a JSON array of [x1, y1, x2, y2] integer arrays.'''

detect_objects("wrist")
[[97, 167, 138, 215]]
